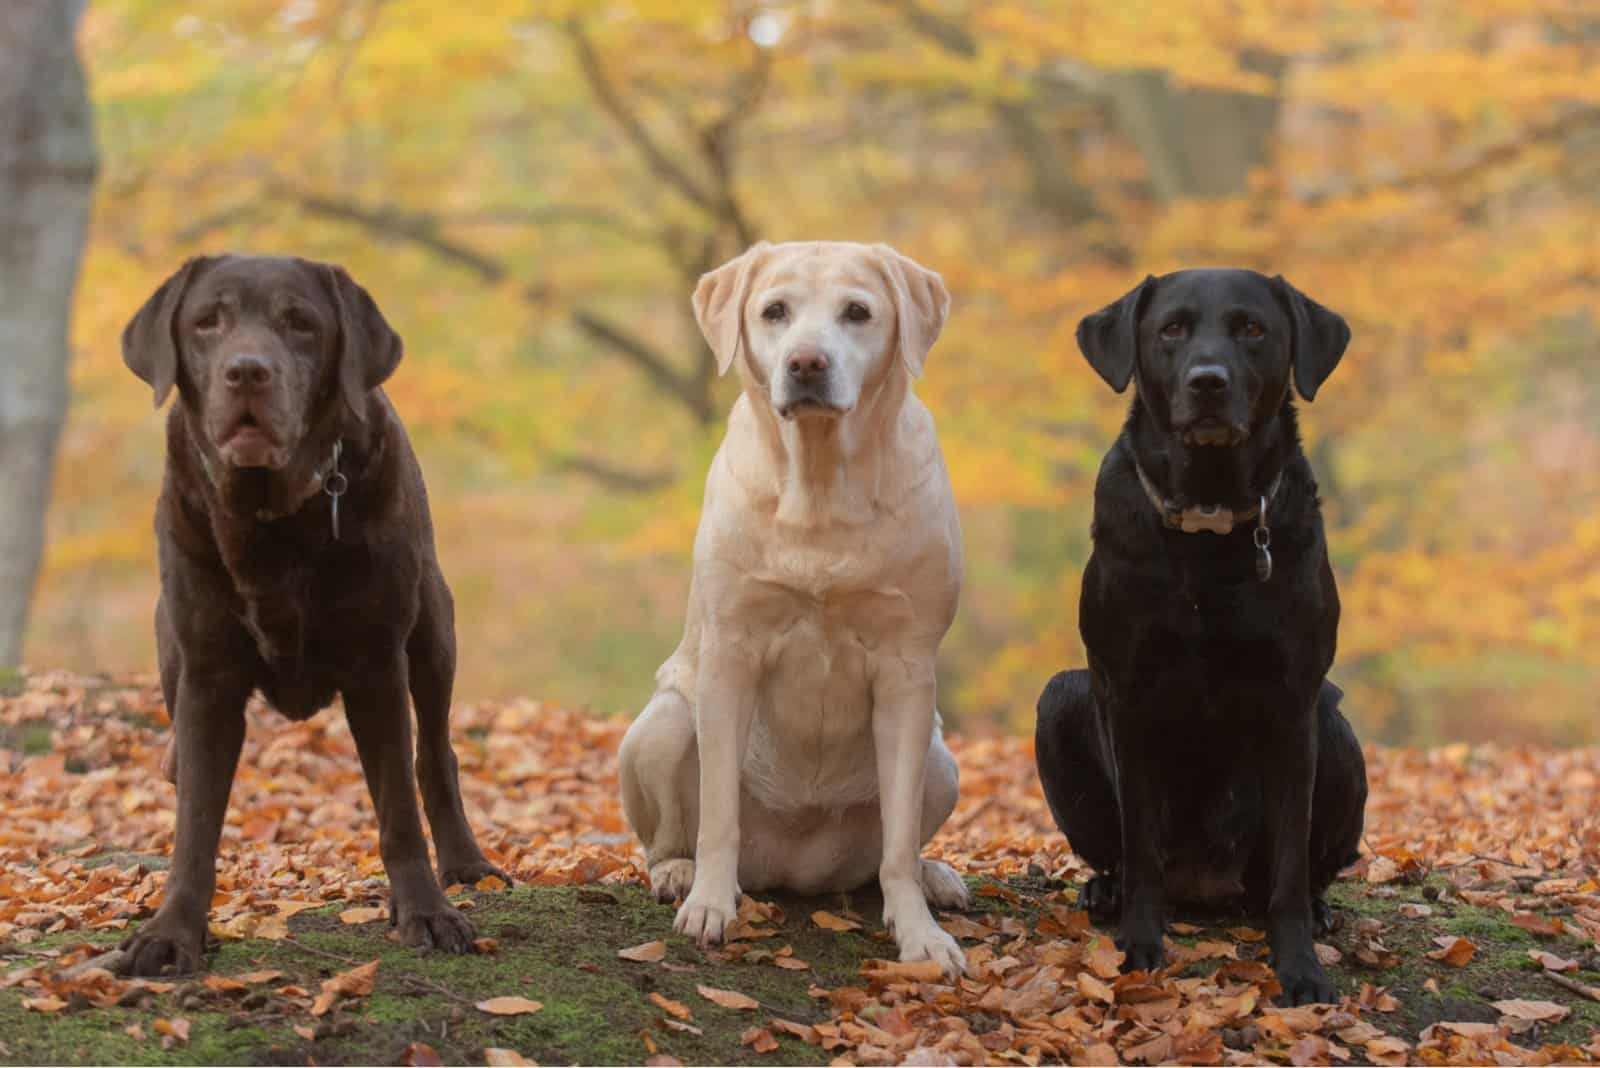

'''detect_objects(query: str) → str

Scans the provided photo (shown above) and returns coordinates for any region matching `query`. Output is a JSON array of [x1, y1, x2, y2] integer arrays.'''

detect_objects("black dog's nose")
[[1185, 365, 1231, 397], [222, 353, 274, 391], [787, 348, 830, 382]]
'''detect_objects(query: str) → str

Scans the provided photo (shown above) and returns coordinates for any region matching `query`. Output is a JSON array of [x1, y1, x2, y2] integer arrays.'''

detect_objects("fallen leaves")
[[475, 996, 544, 1016], [1426, 935, 1476, 967], [810, 910, 860, 932], [647, 992, 691, 1020], [1493, 998, 1571, 1033], [337, 906, 386, 925], [617, 940, 666, 963], [696, 984, 758, 1011], [309, 959, 377, 1016]]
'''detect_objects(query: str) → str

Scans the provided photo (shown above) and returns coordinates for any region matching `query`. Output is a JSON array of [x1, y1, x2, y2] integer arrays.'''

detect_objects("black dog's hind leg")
[[1035, 670, 1123, 919], [1309, 680, 1367, 934]]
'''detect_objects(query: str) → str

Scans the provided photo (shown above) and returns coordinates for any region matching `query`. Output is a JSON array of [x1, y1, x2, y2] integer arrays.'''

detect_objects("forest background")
[[22, 0, 1600, 744]]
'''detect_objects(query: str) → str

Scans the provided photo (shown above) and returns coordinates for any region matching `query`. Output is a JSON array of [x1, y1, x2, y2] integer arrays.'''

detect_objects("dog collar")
[[1134, 463, 1283, 581], [196, 438, 347, 534]]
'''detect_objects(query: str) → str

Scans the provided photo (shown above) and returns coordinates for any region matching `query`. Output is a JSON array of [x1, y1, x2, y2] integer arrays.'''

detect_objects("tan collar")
[[1135, 462, 1282, 536]]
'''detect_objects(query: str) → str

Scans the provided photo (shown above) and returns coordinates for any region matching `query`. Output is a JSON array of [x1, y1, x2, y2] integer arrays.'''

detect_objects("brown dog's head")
[[122, 255, 401, 470]]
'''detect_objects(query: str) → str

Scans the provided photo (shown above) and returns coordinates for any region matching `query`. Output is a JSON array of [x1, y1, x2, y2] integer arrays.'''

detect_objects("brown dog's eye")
[[283, 310, 315, 334], [1239, 320, 1264, 340], [194, 310, 222, 333], [1159, 321, 1187, 341], [762, 301, 787, 323], [842, 301, 871, 323]]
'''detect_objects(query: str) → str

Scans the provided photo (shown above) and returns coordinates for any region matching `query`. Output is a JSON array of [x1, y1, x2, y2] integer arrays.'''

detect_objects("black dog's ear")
[[1272, 275, 1350, 402], [1076, 275, 1155, 393], [122, 257, 211, 407], [321, 264, 402, 422]]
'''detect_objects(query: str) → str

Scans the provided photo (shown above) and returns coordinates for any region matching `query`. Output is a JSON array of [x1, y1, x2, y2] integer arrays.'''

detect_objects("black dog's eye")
[[283, 309, 316, 334], [1238, 320, 1264, 340], [762, 301, 787, 323], [194, 310, 222, 333], [842, 301, 871, 323], [1159, 321, 1187, 341]]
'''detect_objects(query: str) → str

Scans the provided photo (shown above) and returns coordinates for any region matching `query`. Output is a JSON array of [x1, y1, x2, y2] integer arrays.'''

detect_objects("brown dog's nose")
[[1185, 364, 1230, 397], [222, 353, 274, 391], [787, 348, 830, 382]]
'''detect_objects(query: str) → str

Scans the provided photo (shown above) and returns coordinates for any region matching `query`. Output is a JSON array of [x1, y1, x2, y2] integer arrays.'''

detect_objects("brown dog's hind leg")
[[408, 576, 509, 889], [345, 659, 477, 953], [120, 672, 249, 976]]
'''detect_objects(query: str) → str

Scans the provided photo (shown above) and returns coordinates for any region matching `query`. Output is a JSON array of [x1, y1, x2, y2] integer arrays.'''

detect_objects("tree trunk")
[[0, 0, 97, 669], [1105, 66, 1282, 200]]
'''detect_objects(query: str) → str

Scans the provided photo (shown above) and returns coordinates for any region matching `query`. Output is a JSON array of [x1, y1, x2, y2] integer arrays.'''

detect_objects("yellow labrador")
[[618, 241, 969, 975]]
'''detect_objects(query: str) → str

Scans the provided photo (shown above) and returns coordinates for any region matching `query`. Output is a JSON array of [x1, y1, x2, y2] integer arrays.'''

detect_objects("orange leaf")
[[696, 984, 758, 1011], [338, 906, 387, 926], [740, 1026, 778, 1053], [476, 996, 544, 1016], [617, 940, 667, 963], [648, 992, 692, 1020], [1426, 935, 1475, 967], [483, 1050, 538, 1066], [811, 910, 860, 932], [310, 958, 379, 1016]]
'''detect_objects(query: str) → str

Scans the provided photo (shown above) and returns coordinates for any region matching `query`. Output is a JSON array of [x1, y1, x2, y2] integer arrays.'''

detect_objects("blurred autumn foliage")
[[30, 0, 1600, 743]]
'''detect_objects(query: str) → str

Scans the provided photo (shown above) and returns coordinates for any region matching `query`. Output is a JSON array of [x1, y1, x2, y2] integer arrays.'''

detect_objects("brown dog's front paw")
[[396, 903, 477, 954], [119, 914, 207, 976], [437, 858, 512, 889]]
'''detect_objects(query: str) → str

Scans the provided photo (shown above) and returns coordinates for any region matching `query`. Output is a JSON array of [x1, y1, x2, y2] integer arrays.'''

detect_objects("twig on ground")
[[1543, 970, 1600, 1003]]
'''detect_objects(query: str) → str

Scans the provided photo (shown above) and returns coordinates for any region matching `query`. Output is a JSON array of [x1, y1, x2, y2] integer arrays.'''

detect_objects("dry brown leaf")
[[1527, 949, 1579, 972], [1492, 997, 1571, 1031], [773, 956, 809, 970], [398, 1041, 443, 1066], [476, 996, 544, 1016], [482, 1050, 537, 1067], [811, 910, 861, 932], [310, 958, 378, 1016], [740, 1026, 779, 1053], [861, 958, 944, 983], [1077, 971, 1114, 1004], [152, 1018, 190, 1044], [22, 996, 66, 1014], [204, 975, 246, 993], [338, 906, 386, 925], [617, 940, 667, 963], [237, 969, 284, 984], [647, 991, 691, 1020], [696, 984, 758, 1011], [475, 874, 508, 891], [1426, 935, 1476, 966]]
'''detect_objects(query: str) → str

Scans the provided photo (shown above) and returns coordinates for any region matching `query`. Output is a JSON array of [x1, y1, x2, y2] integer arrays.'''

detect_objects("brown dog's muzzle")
[[205, 350, 303, 469]]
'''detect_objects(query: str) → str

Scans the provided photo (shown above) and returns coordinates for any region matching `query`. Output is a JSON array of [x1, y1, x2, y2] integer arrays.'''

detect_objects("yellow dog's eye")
[[762, 301, 787, 323], [842, 302, 871, 323]]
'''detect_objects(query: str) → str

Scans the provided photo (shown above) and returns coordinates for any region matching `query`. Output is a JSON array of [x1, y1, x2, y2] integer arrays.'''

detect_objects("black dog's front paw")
[[397, 902, 478, 954], [1082, 873, 1121, 921], [1116, 929, 1167, 973], [1275, 955, 1337, 1006], [119, 911, 208, 976], [438, 857, 513, 889]]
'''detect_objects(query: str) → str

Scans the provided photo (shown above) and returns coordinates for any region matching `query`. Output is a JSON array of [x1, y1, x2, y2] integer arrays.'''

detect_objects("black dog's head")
[[1076, 269, 1349, 445], [122, 254, 401, 471]]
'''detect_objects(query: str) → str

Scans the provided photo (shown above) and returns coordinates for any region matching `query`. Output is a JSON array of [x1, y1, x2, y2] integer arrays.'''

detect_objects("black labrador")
[[1034, 268, 1367, 1005], [119, 254, 507, 975]]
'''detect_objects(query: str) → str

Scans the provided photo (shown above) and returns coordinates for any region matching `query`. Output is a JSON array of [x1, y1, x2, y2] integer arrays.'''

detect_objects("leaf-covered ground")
[[2, 671, 1598, 1066]]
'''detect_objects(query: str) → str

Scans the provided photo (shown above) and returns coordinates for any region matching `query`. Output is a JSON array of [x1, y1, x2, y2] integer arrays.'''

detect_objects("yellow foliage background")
[[30, 0, 1600, 743]]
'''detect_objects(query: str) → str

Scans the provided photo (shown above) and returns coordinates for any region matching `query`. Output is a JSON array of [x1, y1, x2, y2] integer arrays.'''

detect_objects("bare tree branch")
[[550, 452, 675, 492], [566, 20, 719, 214], [571, 308, 712, 424]]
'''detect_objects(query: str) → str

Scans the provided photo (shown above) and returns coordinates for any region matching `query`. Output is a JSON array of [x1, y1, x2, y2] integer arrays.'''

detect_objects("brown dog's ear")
[[1272, 275, 1350, 402], [873, 244, 950, 379], [321, 264, 402, 422], [692, 242, 772, 376], [122, 257, 211, 407], [1076, 275, 1155, 394]]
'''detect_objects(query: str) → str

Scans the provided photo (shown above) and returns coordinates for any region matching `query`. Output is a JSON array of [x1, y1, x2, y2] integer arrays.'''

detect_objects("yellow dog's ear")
[[693, 242, 773, 376], [872, 245, 950, 379]]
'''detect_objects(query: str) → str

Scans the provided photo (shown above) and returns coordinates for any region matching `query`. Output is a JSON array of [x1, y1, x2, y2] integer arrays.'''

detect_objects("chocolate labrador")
[[1034, 269, 1367, 1005], [118, 254, 506, 975]]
